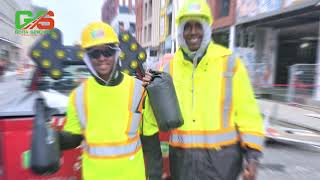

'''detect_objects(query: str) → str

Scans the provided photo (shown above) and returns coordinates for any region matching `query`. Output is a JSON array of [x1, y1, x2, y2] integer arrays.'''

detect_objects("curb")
[[274, 118, 320, 134]]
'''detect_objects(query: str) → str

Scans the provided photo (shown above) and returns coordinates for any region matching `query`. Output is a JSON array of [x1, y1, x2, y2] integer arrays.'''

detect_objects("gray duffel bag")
[[146, 71, 184, 131]]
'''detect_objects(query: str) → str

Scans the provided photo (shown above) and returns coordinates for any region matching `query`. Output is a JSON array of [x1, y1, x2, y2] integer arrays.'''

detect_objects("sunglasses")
[[87, 46, 117, 59]]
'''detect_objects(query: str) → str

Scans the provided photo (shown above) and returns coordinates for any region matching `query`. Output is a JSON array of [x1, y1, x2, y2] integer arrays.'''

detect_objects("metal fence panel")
[[287, 64, 320, 104]]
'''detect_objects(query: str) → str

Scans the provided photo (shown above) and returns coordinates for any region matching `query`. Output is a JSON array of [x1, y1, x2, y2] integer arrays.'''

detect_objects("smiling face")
[[87, 44, 116, 81], [183, 20, 204, 52]]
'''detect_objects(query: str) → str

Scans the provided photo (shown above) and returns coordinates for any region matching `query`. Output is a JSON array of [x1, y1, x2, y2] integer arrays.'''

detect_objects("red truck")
[[0, 67, 171, 180]]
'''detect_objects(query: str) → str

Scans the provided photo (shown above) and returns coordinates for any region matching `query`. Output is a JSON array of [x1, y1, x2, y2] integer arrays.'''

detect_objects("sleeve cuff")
[[245, 148, 263, 161], [240, 132, 265, 151]]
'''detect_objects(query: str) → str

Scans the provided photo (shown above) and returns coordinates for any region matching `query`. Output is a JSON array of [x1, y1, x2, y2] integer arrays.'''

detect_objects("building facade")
[[236, 0, 320, 82], [135, 0, 161, 69], [136, 0, 188, 58], [102, 0, 136, 34], [208, 0, 237, 50], [234, 0, 320, 102], [136, 0, 143, 44], [0, 0, 40, 70], [0, 0, 22, 70], [135, 0, 320, 103]]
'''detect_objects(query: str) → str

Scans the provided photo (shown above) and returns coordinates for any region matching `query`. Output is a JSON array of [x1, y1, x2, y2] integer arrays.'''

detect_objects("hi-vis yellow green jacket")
[[63, 73, 158, 180], [161, 42, 265, 151]]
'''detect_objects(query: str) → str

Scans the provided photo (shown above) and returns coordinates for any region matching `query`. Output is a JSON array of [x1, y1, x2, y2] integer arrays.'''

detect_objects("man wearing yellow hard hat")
[[144, 0, 264, 179], [60, 22, 162, 180]]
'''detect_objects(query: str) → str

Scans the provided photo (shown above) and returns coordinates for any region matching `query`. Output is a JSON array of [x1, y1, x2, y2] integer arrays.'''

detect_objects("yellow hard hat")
[[81, 22, 119, 49], [176, 0, 213, 25]]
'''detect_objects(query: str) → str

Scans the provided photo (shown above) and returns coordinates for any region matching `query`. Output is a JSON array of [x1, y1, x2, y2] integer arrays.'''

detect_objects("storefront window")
[[213, 31, 229, 48]]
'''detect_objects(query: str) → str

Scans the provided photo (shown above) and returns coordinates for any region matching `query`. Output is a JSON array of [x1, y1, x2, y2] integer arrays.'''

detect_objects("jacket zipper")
[[192, 55, 198, 111]]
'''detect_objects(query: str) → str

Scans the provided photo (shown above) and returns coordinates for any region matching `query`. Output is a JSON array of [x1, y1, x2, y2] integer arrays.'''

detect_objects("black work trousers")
[[169, 144, 243, 180]]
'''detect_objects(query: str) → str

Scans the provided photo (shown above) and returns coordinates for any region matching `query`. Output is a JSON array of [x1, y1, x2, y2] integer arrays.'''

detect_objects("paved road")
[[1, 74, 320, 180], [259, 99, 320, 132], [258, 142, 320, 180]]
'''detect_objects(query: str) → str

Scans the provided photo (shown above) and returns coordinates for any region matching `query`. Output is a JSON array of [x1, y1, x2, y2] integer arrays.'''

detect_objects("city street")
[[258, 142, 320, 180], [1, 74, 320, 179], [0, 73, 26, 108], [1, 0, 320, 179]]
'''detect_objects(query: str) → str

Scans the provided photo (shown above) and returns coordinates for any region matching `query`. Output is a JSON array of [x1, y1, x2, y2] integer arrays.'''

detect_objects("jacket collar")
[[178, 41, 232, 66], [92, 70, 124, 86]]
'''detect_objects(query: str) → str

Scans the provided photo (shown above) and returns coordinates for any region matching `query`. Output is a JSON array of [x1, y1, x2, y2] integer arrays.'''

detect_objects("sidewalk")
[[258, 99, 320, 132]]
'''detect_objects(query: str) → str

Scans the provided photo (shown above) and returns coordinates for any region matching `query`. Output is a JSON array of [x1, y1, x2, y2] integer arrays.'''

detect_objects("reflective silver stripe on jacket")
[[74, 78, 143, 157], [241, 134, 264, 147], [131, 80, 144, 112], [164, 55, 236, 129], [223, 55, 236, 128], [163, 63, 170, 73], [75, 83, 86, 129], [85, 138, 141, 157], [170, 130, 238, 145], [128, 79, 144, 138]]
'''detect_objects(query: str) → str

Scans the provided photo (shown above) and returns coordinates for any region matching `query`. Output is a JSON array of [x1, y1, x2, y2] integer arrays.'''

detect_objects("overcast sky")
[[32, 0, 104, 45]]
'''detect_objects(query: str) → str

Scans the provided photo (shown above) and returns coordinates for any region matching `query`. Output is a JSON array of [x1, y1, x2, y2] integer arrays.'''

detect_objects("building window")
[[148, 24, 152, 41], [212, 31, 229, 48], [235, 29, 255, 48], [168, 13, 172, 35], [0, 49, 9, 59], [161, 0, 166, 8], [150, 50, 157, 57], [119, 22, 125, 32], [144, 26, 147, 43], [148, 0, 152, 18], [129, 23, 136, 34], [119, 6, 130, 13], [243, 31, 249, 47], [219, 0, 230, 17], [144, 3, 147, 20], [236, 31, 241, 47]]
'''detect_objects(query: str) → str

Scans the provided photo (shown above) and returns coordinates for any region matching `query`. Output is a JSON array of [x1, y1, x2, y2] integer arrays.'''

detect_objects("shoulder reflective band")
[[169, 129, 238, 148], [162, 61, 174, 76], [85, 137, 142, 158], [130, 79, 144, 112], [222, 55, 236, 128], [127, 79, 144, 138], [75, 81, 88, 129]]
